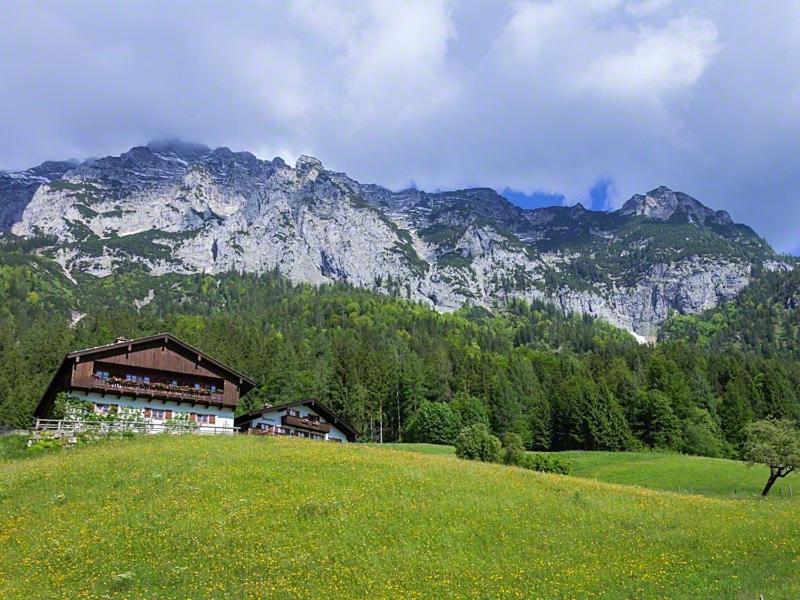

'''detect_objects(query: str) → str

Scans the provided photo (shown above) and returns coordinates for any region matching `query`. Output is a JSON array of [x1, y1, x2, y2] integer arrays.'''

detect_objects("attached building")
[[235, 400, 358, 443], [34, 333, 255, 433]]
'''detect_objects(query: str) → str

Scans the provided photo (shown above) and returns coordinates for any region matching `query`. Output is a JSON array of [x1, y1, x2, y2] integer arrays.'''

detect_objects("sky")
[[1, 0, 799, 253]]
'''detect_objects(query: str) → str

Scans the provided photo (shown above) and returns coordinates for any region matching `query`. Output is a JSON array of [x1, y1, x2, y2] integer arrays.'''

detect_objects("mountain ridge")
[[2, 140, 782, 336]]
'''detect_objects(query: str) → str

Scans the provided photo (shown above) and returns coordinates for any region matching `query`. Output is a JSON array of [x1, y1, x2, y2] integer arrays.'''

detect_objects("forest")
[[1, 240, 799, 459]]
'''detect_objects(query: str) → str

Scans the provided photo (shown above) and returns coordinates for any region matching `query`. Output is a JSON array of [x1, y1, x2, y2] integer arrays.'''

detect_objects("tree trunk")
[[762, 472, 780, 496]]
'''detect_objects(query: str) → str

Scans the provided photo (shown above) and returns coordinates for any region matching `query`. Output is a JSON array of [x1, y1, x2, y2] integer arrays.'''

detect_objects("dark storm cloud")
[[1, 0, 798, 251]]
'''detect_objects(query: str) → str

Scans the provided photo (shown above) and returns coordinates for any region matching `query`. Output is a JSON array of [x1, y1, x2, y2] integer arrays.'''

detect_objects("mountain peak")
[[295, 155, 324, 173], [146, 138, 211, 159], [619, 187, 679, 220], [618, 187, 733, 226]]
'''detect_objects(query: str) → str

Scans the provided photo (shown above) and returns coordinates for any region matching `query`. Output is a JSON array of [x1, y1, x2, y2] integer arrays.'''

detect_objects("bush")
[[26, 434, 64, 455], [455, 424, 502, 463], [502, 432, 525, 465], [518, 452, 573, 475], [164, 413, 198, 434], [404, 401, 460, 445]]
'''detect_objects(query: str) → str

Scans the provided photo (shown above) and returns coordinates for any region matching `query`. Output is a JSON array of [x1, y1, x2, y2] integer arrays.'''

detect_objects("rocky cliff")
[[4, 140, 779, 337]]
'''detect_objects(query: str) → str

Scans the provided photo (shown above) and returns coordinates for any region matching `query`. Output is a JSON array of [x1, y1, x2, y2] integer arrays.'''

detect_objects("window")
[[143, 376, 150, 384], [196, 414, 216, 425], [95, 371, 110, 380], [95, 403, 110, 415], [171, 380, 178, 387], [210, 385, 216, 392], [148, 409, 167, 420], [194, 383, 201, 390], [288, 409, 301, 417]]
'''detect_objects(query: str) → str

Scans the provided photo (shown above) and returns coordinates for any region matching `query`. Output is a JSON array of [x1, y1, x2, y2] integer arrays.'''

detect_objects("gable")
[[34, 333, 255, 418], [234, 399, 358, 441], [68, 334, 255, 387], [78, 338, 229, 381]]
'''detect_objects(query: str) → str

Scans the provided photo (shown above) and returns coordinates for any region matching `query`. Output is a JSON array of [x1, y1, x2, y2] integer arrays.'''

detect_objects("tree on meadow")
[[742, 419, 800, 496]]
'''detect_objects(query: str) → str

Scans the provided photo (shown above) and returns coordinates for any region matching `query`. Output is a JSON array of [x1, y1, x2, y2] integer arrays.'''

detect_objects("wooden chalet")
[[235, 399, 358, 443], [34, 333, 255, 433]]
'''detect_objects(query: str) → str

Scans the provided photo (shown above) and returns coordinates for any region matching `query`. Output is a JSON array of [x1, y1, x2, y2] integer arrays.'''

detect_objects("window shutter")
[[165, 410, 173, 420], [209, 415, 216, 425], [189, 413, 197, 422], [144, 408, 152, 418]]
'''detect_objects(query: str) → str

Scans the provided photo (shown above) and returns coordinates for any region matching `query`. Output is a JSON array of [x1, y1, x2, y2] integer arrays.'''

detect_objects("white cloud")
[[337, 0, 458, 125], [577, 17, 719, 100]]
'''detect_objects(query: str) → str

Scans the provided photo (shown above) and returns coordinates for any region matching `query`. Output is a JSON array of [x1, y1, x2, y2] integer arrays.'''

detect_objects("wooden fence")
[[33, 419, 238, 436]]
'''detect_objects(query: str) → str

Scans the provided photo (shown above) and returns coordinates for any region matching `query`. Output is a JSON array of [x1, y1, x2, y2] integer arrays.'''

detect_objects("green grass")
[[0, 435, 29, 461], [382, 444, 797, 500], [558, 451, 796, 499], [369, 442, 456, 456], [2, 436, 800, 598]]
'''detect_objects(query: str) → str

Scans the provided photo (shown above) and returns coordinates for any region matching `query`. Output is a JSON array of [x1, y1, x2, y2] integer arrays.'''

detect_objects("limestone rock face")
[[7, 142, 779, 336], [0, 160, 77, 230]]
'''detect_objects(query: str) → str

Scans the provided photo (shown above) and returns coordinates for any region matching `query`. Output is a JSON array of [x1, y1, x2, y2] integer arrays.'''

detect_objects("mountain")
[[3, 141, 782, 336], [0, 160, 77, 230], [661, 260, 800, 358]]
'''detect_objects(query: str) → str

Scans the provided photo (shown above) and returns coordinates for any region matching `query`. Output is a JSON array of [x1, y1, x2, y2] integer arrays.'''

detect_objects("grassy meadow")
[[558, 450, 794, 498], [385, 443, 794, 499], [2, 436, 800, 598]]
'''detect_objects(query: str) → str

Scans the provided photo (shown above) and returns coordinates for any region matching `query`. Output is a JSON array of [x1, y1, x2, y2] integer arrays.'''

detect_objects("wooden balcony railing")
[[282, 414, 332, 433], [79, 377, 226, 405], [247, 426, 337, 442]]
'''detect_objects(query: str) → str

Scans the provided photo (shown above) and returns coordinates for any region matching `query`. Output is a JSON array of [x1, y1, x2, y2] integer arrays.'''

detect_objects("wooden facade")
[[34, 334, 256, 418]]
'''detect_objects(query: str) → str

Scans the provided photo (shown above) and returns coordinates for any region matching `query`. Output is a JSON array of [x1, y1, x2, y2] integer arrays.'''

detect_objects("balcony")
[[248, 425, 334, 441], [282, 414, 332, 434], [79, 376, 226, 405]]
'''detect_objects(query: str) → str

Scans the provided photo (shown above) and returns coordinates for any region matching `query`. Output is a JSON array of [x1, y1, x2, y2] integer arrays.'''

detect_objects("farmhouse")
[[33, 333, 255, 434], [235, 400, 358, 443]]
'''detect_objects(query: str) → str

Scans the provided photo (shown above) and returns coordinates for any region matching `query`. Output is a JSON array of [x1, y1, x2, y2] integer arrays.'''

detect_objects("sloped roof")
[[234, 399, 358, 441], [65, 333, 256, 385], [33, 333, 256, 418]]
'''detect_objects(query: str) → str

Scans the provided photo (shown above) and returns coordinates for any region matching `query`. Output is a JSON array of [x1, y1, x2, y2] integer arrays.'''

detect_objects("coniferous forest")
[[1, 239, 799, 459]]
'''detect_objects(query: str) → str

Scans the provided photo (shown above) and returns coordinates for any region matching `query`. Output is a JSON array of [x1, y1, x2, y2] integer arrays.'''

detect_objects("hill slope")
[[3, 140, 780, 335], [558, 450, 795, 498], [376, 444, 797, 497], [662, 260, 800, 358], [1, 436, 799, 599]]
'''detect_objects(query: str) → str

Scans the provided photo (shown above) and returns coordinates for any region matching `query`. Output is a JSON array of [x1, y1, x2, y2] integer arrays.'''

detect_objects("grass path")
[[1, 436, 799, 598]]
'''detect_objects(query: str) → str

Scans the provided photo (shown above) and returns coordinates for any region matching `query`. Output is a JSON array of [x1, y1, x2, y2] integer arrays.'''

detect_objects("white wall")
[[73, 391, 235, 430], [247, 404, 350, 442]]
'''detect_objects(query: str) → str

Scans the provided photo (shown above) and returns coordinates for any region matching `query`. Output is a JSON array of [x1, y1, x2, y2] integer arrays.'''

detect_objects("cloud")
[[0, 0, 798, 252], [576, 17, 720, 100]]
